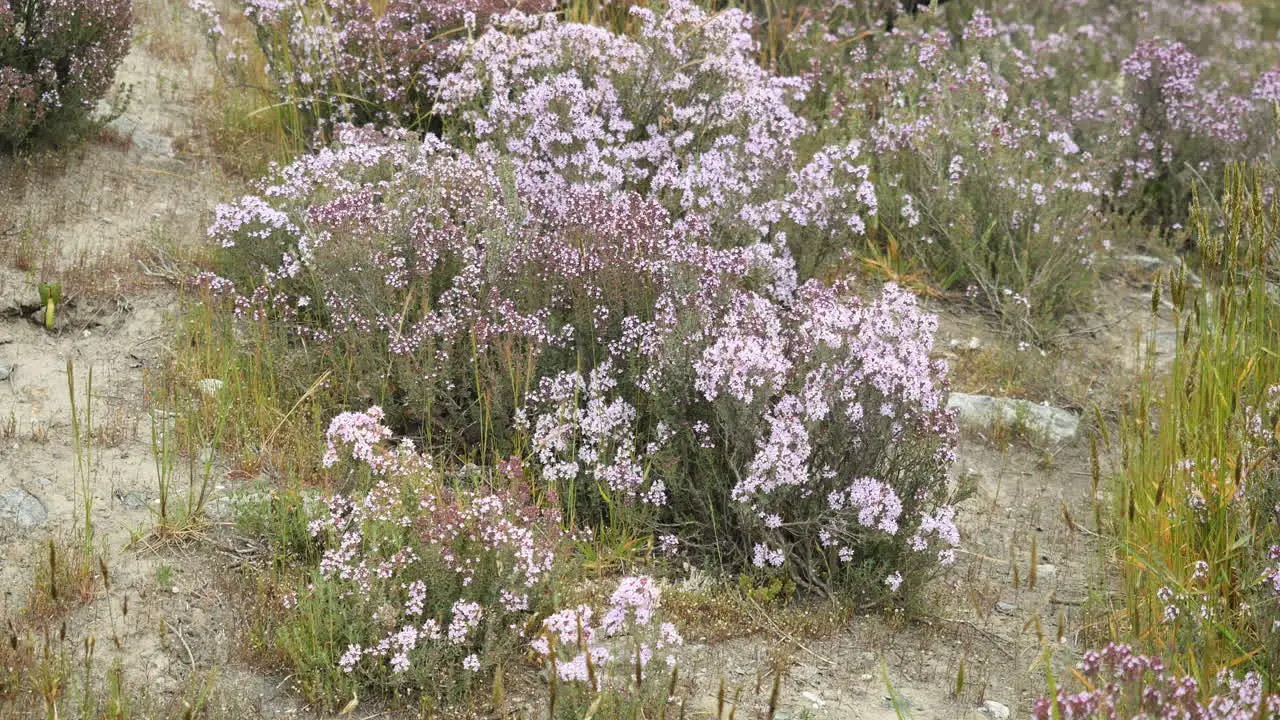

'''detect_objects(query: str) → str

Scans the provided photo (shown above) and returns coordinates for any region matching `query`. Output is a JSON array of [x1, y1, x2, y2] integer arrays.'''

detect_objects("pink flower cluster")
[[434, 1, 875, 247], [784, 0, 1280, 334]]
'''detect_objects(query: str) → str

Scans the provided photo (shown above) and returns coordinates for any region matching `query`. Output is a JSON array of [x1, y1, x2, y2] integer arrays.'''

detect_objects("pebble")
[[982, 700, 1011, 719]]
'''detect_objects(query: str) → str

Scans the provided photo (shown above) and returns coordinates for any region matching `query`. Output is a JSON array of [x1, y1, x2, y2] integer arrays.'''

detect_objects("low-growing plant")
[[433, 1, 876, 274], [38, 281, 60, 330], [0, 0, 133, 149], [819, 8, 1112, 338], [776, 0, 1280, 337]]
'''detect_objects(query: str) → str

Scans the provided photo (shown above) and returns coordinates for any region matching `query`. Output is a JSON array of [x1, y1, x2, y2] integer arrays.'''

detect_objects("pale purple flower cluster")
[[786, 0, 1280, 335], [0, 0, 132, 147], [532, 576, 682, 691], [234, 0, 553, 129], [307, 406, 566, 682], [434, 1, 875, 249], [1032, 644, 1280, 720]]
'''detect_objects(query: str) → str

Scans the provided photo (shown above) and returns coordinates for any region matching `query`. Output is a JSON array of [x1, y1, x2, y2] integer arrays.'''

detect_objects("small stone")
[[119, 491, 148, 510], [860, 673, 874, 681], [197, 378, 225, 396], [0, 488, 48, 528], [994, 601, 1017, 615], [982, 700, 1011, 719], [1037, 563, 1058, 580]]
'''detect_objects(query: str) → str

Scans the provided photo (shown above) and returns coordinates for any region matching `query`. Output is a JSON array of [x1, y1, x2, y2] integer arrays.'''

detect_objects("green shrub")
[[0, 0, 132, 149]]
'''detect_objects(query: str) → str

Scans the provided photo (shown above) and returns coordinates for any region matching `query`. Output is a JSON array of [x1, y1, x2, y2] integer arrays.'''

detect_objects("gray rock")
[[29, 306, 69, 332], [104, 115, 175, 157], [947, 392, 1080, 444], [119, 491, 149, 510], [132, 131, 175, 157], [994, 601, 1017, 615], [982, 700, 1011, 719], [105, 114, 138, 137], [0, 488, 48, 528], [0, 273, 35, 318], [1118, 254, 1166, 274]]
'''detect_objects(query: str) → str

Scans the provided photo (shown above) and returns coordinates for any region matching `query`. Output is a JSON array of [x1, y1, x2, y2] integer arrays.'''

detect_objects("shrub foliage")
[[0, 0, 132, 148]]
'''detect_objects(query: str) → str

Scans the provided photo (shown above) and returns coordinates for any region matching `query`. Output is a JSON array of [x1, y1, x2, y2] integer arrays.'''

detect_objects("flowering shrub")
[[278, 405, 568, 708], [775, 1, 1280, 336], [0, 0, 132, 148], [1032, 644, 1280, 720], [203, 126, 962, 599], [434, 2, 880, 273], [534, 576, 683, 717], [231, 0, 552, 134], [790, 8, 1111, 336]]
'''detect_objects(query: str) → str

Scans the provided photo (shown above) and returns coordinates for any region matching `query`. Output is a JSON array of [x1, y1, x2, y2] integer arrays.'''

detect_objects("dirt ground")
[[0, 1, 1173, 717]]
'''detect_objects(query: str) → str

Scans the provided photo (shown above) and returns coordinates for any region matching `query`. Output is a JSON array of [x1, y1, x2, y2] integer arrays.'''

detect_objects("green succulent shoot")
[[38, 282, 62, 331]]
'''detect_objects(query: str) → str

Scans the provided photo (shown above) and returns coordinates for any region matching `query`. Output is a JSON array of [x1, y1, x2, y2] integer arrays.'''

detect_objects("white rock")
[[982, 700, 1011, 719], [947, 392, 1080, 444]]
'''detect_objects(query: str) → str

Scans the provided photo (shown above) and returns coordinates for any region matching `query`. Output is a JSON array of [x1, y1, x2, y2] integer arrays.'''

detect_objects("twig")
[[739, 593, 836, 668], [923, 615, 1016, 661], [169, 618, 196, 669]]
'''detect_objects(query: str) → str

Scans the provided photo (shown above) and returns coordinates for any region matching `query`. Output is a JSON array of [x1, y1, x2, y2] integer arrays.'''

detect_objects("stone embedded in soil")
[[0, 488, 48, 528], [982, 700, 1012, 719], [1117, 254, 1166, 274], [118, 491, 149, 510], [104, 113, 175, 158], [132, 131, 175, 157], [946, 392, 1080, 444], [0, 277, 38, 317], [993, 601, 1017, 615], [28, 306, 70, 331]]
